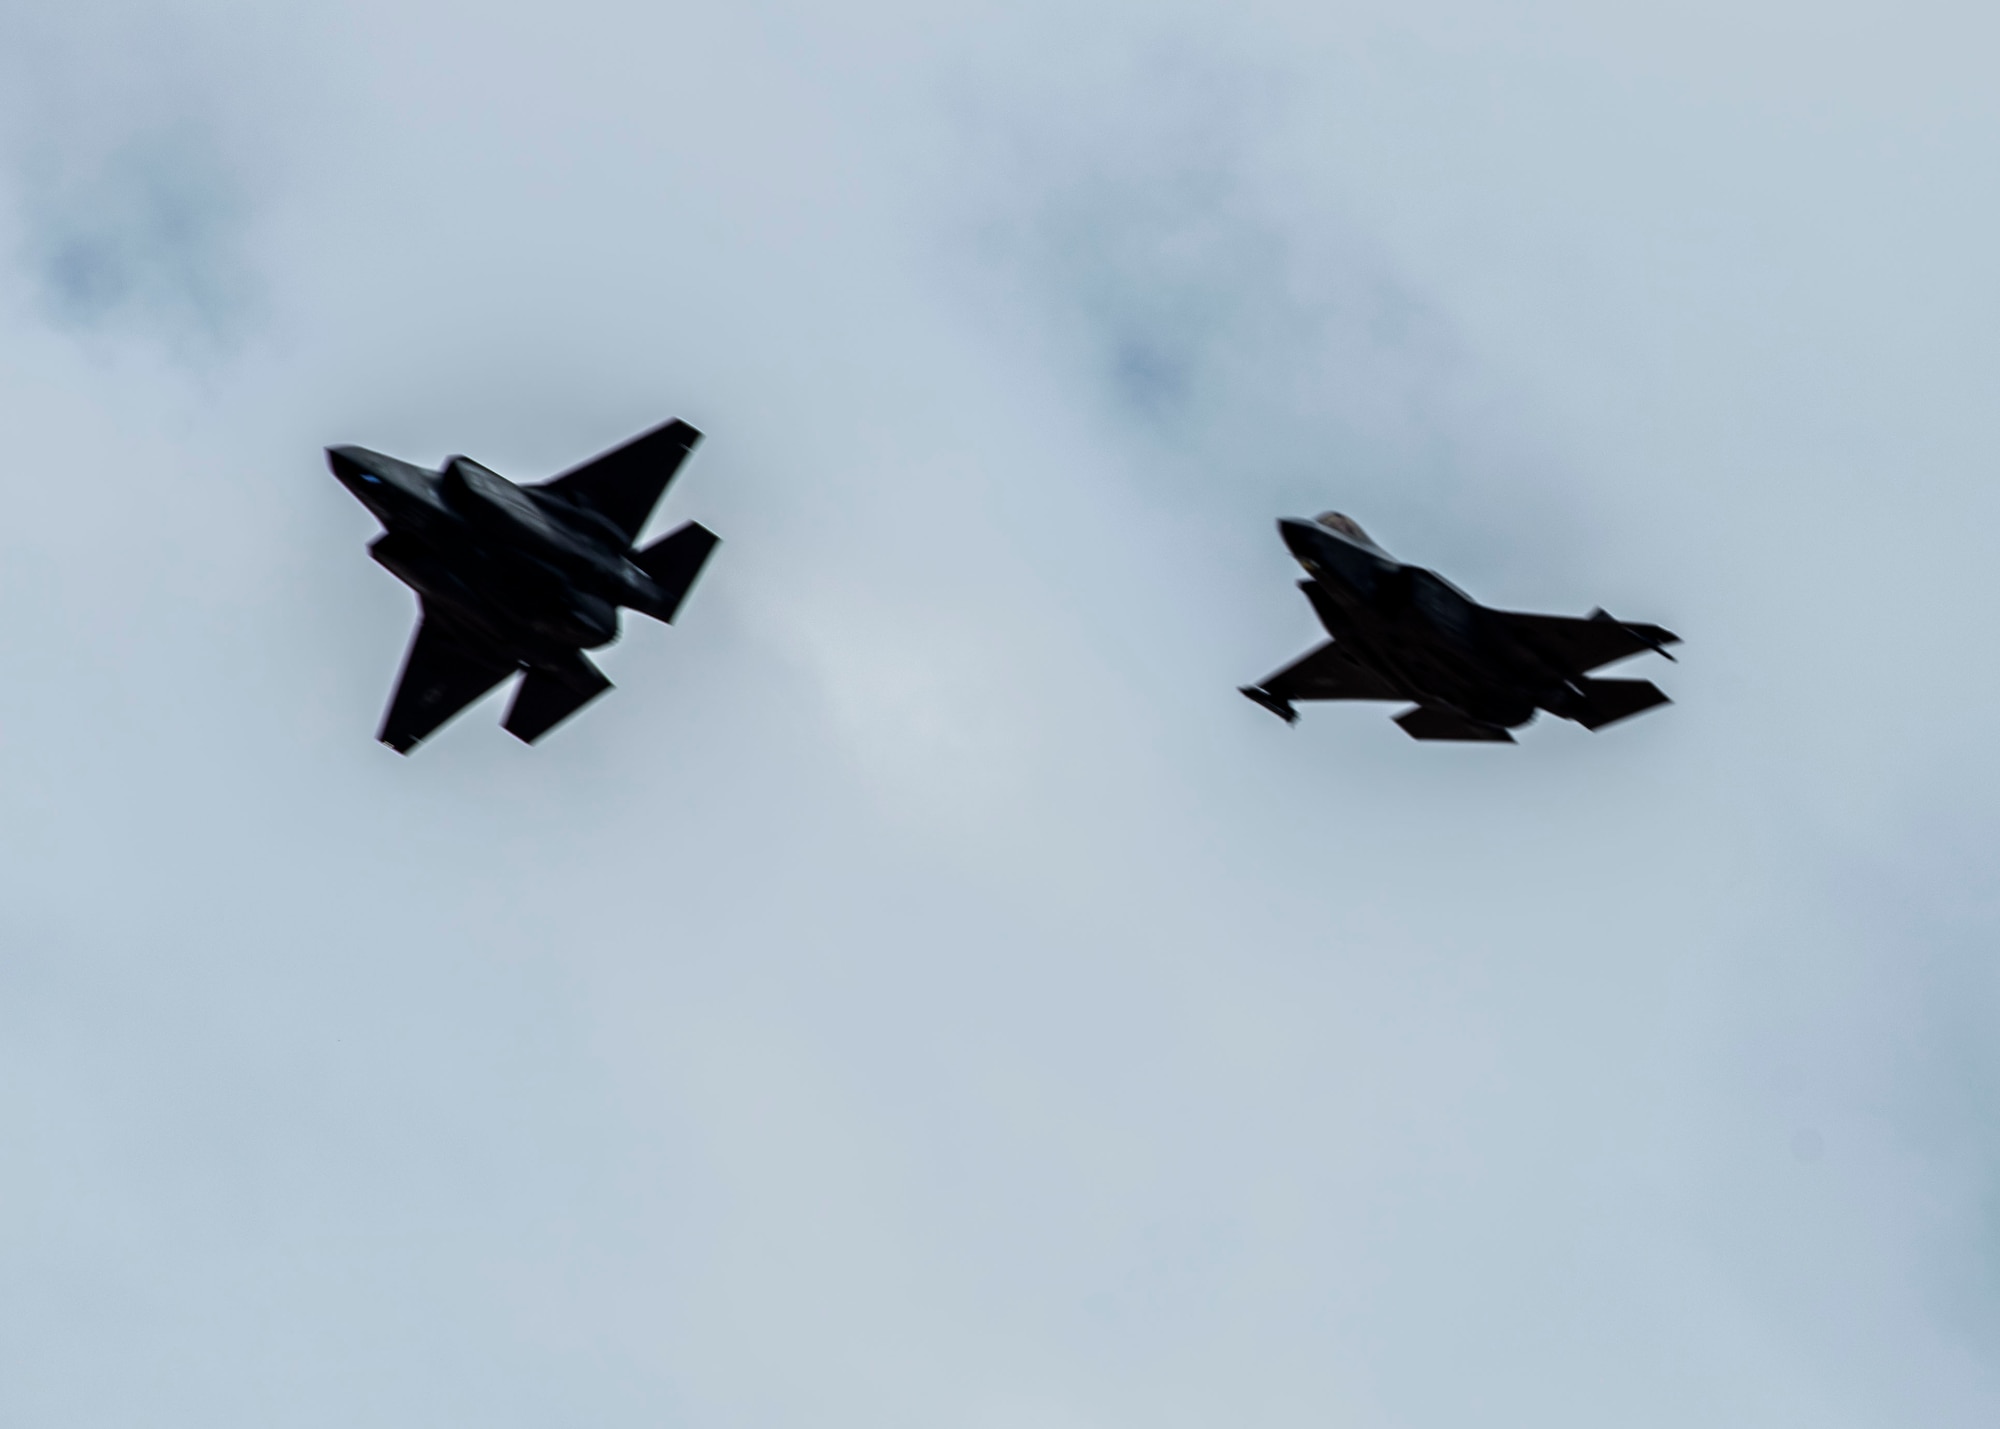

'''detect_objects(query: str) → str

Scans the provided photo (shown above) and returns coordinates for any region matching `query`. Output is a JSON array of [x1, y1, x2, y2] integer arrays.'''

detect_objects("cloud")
[[1, 2, 1999, 1427], [0, 4, 273, 355], [945, 42, 1591, 610], [20, 120, 255, 343]]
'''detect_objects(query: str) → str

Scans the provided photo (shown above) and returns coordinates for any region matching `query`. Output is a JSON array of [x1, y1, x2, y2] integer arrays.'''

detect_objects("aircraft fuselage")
[[329, 417, 717, 753], [1280, 518, 1553, 727], [1251, 515, 1678, 740], [330, 444, 668, 665]]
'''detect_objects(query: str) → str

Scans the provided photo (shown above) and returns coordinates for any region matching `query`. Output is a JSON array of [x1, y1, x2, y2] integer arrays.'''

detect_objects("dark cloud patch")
[[19, 119, 256, 347], [965, 61, 1313, 432], [0, 3, 275, 358], [952, 48, 1580, 588]]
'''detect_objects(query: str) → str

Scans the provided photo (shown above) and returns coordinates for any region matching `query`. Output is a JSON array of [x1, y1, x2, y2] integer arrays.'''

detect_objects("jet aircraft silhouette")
[[1241, 513, 1677, 742], [329, 418, 718, 753]]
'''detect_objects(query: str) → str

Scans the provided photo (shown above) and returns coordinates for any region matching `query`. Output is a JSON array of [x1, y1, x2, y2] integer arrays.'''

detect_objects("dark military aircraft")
[[329, 418, 718, 753], [1240, 513, 1678, 742]]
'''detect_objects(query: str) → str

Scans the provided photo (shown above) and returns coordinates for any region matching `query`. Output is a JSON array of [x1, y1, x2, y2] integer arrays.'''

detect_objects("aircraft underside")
[[335, 418, 719, 754], [1241, 556, 1677, 742]]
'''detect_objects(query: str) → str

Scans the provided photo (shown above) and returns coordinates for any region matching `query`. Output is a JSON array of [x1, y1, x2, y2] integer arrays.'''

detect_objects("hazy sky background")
[[1, 1, 1998, 1424]]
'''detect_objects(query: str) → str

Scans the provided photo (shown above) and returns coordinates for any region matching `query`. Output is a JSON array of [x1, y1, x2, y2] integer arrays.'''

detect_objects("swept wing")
[[1255, 640, 1404, 703], [1496, 608, 1678, 674], [379, 616, 516, 753], [539, 419, 702, 544]]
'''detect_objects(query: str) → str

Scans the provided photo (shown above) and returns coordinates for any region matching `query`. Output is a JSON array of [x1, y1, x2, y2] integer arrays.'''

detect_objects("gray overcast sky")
[[2, 1, 1998, 1424]]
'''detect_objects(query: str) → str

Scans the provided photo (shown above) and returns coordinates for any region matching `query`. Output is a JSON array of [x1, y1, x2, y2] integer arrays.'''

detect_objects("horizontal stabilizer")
[[504, 654, 613, 745], [1394, 705, 1515, 742], [540, 419, 702, 544], [632, 521, 719, 623], [1567, 677, 1670, 731]]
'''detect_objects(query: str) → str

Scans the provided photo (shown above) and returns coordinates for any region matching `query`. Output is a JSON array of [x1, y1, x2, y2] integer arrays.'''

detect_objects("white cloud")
[[2, 1, 1998, 1426]]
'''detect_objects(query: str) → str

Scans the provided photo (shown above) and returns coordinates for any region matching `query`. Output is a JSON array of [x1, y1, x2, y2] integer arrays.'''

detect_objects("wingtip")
[[651, 417, 703, 451], [1592, 607, 1682, 661], [1239, 686, 1299, 724]]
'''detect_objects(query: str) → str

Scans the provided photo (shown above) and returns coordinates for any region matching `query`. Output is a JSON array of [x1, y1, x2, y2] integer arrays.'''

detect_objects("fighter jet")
[[329, 418, 718, 753], [1240, 513, 1678, 742]]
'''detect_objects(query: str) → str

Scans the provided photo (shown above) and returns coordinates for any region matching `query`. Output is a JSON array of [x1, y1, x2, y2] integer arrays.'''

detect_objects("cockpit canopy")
[[1316, 512, 1375, 545]]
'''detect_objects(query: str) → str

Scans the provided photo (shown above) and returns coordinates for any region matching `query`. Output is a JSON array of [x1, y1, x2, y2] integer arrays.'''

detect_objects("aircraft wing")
[[1257, 640, 1404, 702], [539, 419, 702, 544], [379, 616, 517, 753], [1496, 609, 1679, 674]]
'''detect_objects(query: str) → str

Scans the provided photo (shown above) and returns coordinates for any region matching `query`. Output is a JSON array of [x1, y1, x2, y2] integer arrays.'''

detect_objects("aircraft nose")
[[1278, 517, 1321, 560], [328, 446, 398, 503], [327, 446, 373, 487]]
